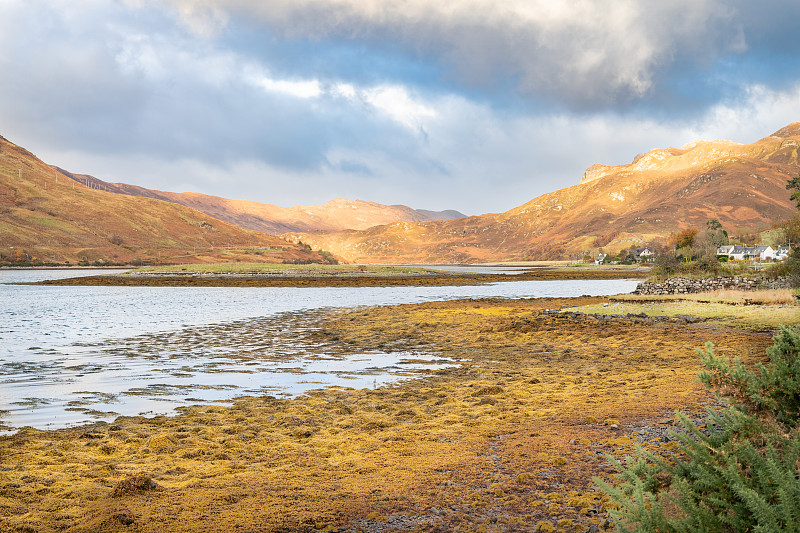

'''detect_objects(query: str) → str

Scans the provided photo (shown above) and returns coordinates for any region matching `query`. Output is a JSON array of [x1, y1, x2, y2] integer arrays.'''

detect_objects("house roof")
[[728, 245, 773, 255]]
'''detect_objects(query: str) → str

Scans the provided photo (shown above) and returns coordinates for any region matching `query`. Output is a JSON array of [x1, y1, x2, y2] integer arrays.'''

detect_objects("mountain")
[[287, 123, 800, 263], [52, 171, 466, 234], [0, 136, 331, 265]]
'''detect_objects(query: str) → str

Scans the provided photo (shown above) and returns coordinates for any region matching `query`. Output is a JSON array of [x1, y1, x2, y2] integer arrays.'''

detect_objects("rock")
[[112, 475, 163, 497], [471, 385, 504, 396], [111, 508, 136, 525], [634, 275, 786, 295]]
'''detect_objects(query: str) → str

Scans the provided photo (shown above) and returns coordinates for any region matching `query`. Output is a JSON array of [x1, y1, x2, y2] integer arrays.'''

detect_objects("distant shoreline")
[[0, 266, 133, 271], [32, 267, 646, 287]]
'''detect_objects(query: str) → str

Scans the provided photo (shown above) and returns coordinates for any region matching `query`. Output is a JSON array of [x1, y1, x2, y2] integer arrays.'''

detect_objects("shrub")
[[597, 326, 800, 532], [767, 255, 800, 288]]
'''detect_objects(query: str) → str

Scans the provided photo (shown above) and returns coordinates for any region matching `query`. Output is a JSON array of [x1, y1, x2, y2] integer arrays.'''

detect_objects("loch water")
[[0, 268, 640, 431]]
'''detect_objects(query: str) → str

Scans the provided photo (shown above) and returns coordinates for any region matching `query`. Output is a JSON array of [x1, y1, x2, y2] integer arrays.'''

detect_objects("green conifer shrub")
[[597, 326, 800, 532]]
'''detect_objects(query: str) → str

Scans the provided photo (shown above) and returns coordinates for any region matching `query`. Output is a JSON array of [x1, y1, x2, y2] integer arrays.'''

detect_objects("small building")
[[727, 246, 750, 261], [717, 245, 735, 258], [751, 245, 775, 261], [775, 246, 791, 261], [633, 248, 654, 262], [596, 253, 608, 265], [726, 245, 774, 261]]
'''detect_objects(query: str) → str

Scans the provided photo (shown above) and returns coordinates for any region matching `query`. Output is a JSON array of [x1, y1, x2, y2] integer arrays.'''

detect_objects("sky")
[[1, 1, 799, 215]]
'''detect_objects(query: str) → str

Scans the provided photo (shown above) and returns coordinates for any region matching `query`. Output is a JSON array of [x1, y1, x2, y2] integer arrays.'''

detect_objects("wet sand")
[[0, 295, 776, 532]]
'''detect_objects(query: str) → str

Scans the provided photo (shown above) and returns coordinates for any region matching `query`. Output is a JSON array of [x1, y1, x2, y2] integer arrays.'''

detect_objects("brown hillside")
[[0, 136, 329, 265], [288, 124, 800, 263], [54, 172, 465, 235], [135, 194, 465, 234]]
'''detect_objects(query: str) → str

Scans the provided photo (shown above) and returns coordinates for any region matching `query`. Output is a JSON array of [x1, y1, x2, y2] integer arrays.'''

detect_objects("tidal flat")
[[32, 263, 644, 287], [1, 294, 794, 532]]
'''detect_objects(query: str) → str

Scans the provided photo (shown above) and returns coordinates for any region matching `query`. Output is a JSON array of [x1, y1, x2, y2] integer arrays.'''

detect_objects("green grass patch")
[[25, 216, 71, 230]]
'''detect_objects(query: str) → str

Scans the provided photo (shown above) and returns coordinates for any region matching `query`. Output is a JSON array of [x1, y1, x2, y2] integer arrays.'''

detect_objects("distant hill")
[[5, 123, 797, 266], [0, 136, 331, 265], [286, 123, 800, 263], [53, 171, 466, 234]]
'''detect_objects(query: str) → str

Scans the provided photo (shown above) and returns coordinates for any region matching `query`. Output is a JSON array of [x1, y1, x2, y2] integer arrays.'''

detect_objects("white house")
[[752, 246, 775, 261], [717, 245, 735, 257], [775, 246, 791, 261], [727, 246, 750, 261], [725, 245, 774, 261], [596, 253, 608, 264], [633, 248, 654, 262]]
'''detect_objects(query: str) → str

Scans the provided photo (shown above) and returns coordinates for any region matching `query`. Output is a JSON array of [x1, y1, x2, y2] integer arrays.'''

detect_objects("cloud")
[[163, 0, 759, 108], [38, 76, 800, 215], [360, 85, 437, 131], [0, 1, 443, 170], [253, 76, 322, 99]]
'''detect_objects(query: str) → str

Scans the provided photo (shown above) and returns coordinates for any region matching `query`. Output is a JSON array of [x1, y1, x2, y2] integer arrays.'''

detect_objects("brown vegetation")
[[0, 136, 331, 265], [106, 190, 465, 235]]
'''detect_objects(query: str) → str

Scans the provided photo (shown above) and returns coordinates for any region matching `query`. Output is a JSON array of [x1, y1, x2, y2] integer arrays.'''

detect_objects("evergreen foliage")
[[597, 326, 800, 532], [787, 174, 800, 211]]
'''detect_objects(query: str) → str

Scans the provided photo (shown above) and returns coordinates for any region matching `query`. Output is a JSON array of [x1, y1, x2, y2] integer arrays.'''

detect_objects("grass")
[[131, 262, 440, 276], [612, 288, 799, 306], [644, 262, 769, 282], [565, 290, 800, 330]]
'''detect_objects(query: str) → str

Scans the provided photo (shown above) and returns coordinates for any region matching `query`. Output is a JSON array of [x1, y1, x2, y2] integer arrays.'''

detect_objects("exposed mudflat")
[[0, 295, 776, 532], [33, 267, 644, 287]]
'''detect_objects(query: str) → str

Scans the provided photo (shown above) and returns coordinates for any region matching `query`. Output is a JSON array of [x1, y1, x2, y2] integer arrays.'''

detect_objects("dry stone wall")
[[634, 276, 792, 295]]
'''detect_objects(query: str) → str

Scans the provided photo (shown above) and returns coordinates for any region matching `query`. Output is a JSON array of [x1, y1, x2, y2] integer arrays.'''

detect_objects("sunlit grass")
[[611, 289, 798, 306], [566, 296, 800, 330]]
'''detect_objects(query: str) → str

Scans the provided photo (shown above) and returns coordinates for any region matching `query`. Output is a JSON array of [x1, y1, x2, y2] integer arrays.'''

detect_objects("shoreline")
[[31, 268, 646, 287], [0, 293, 784, 532], [0, 265, 133, 271]]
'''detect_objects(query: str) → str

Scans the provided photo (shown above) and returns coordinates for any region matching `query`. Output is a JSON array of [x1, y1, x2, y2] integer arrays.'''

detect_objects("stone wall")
[[634, 276, 792, 295]]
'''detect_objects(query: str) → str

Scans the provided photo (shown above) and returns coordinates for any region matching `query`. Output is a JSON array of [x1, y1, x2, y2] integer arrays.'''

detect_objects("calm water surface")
[[0, 268, 640, 431]]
